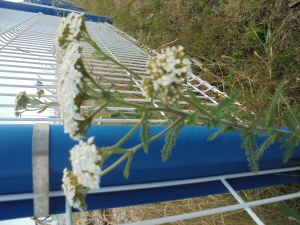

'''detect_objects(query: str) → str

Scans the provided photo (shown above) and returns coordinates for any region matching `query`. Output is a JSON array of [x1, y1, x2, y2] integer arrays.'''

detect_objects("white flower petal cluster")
[[62, 168, 87, 211], [57, 42, 84, 140], [70, 137, 102, 189], [141, 46, 192, 104], [55, 12, 85, 50]]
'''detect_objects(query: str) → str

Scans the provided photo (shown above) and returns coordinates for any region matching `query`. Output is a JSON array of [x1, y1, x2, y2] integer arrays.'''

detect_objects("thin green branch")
[[100, 117, 183, 176], [84, 38, 142, 80], [110, 112, 147, 150]]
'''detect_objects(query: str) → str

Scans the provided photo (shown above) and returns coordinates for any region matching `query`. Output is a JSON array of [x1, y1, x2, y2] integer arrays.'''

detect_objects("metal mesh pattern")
[[0, 9, 227, 124]]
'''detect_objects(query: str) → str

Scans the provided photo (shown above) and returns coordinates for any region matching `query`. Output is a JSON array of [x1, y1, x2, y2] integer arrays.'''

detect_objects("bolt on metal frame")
[[0, 8, 299, 225]]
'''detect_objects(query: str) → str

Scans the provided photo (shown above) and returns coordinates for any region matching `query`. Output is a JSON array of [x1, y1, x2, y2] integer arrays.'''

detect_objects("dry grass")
[[63, 0, 300, 224], [73, 183, 300, 225], [70, 0, 300, 118]]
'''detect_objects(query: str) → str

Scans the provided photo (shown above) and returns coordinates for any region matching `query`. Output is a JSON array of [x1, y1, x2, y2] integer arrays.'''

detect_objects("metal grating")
[[0, 8, 228, 125], [1, 7, 299, 225]]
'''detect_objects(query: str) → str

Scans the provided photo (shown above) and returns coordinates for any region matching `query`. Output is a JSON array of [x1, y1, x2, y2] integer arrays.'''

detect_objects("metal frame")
[[0, 6, 299, 225], [1, 166, 300, 224]]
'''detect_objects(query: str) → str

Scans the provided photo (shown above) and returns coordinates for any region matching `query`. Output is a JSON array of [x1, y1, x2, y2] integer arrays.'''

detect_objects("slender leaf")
[[91, 51, 108, 60], [207, 126, 226, 141], [264, 78, 286, 127], [210, 91, 240, 122], [186, 110, 200, 125], [281, 135, 300, 163], [161, 119, 185, 162], [241, 130, 259, 173], [114, 90, 124, 101], [123, 152, 133, 179], [278, 202, 300, 221], [37, 105, 48, 113], [140, 112, 152, 154], [281, 94, 300, 126], [187, 89, 208, 115], [283, 113, 296, 133], [257, 134, 277, 159]]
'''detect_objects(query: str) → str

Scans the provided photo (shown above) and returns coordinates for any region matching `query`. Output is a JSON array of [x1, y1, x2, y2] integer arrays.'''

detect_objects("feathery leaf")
[[281, 135, 300, 163], [241, 130, 259, 173], [257, 133, 282, 159], [161, 119, 185, 162], [140, 112, 152, 154], [124, 152, 133, 179], [264, 78, 286, 127], [186, 110, 200, 125], [207, 126, 226, 141], [277, 202, 300, 221], [187, 89, 209, 115], [210, 91, 240, 123]]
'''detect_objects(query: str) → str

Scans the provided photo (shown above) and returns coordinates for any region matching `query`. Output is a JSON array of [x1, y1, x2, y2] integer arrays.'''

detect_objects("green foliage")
[[161, 119, 185, 162], [281, 134, 300, 163], [37, 105, 49, 114], [209, 91, 240, 127], [207, 126, 233, 141], [140, 111, 152, 154], [124, 152, 134, 179], [114, 90, 124, 101], [127, 75, 134, 90], [110, 111, 123, 118], [263, 78, 286, 127], [257, 133, 282, 159], [186, 110, 200, 126], [277, 202, 300, 224], [36, 89, 45, 98], [187, 89, 209, 116], [91, 51, 108, 60], [240, 129, 259, 173]]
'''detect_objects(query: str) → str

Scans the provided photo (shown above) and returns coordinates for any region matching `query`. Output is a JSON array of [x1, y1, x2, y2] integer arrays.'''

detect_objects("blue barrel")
[[0, 124, 299, 220]]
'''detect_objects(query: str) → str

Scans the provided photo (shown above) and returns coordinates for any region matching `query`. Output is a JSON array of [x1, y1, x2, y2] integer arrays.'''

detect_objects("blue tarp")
[[24, 0, 84, 12], [0, 0, 113, 24], [0, 125, 299, 220]]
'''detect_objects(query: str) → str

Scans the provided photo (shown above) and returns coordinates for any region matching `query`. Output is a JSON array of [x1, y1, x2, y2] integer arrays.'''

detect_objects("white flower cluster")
[[55, 12, 85, 50], [57, 42, 84, 140], [62, 168, 87, 211], [70, 137, 102, 189], [141, 46, 192, 104]]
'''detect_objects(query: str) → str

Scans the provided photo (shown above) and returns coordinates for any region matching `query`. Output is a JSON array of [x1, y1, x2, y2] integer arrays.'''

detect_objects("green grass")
[[70, 0, 300, 119], [66, 0, 300, 223]]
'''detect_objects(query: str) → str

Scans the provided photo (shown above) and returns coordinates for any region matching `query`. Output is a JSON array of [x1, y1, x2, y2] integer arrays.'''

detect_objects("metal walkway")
[[0, 5, 299, 225]]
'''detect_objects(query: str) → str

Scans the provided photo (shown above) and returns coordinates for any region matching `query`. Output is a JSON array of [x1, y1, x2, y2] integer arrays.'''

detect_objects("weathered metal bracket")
[[32, 123, 50, 217]]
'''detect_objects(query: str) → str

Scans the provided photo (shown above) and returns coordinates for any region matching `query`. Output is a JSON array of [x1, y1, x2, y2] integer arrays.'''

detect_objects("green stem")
[[100, 117, 183, 176], [110, 111, 147, 150], [84, 38, 142, 80], [82, 82, 102, 99], [182, 95, 211, 118], [89, 102, 110, 118], [85, 73, 105, 92]]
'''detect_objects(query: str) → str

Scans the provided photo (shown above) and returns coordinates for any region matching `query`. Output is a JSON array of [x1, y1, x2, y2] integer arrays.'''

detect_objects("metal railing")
[[0, 6, 299, 225]]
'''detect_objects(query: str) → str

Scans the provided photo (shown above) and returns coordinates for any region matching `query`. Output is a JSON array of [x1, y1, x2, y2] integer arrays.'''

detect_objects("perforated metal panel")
[[0, 8, 228, 124]]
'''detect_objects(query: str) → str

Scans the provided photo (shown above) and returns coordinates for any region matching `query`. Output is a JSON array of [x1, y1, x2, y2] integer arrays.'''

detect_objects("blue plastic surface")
[[0, 1, 112, 24], [24, 0, 84, 12], [0, 124, 300, 220]]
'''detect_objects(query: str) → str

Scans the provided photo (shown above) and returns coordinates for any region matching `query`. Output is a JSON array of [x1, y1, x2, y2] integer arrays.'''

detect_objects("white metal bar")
[[1, 167, 300, 202], [221, 179, 264, 225], [121, 192, 300, 225], [65, 197, 72, 225], [0, 118, 167, 123]]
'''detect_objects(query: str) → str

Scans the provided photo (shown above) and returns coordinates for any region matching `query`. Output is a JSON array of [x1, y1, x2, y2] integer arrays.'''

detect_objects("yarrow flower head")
[[57, 42, 92, 140], [15, 91, 30, 112], [55, 12, 87, 50], [141, 46, 192, 104], [70, 137, 102, 189], [62, 168, 88, 211]]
